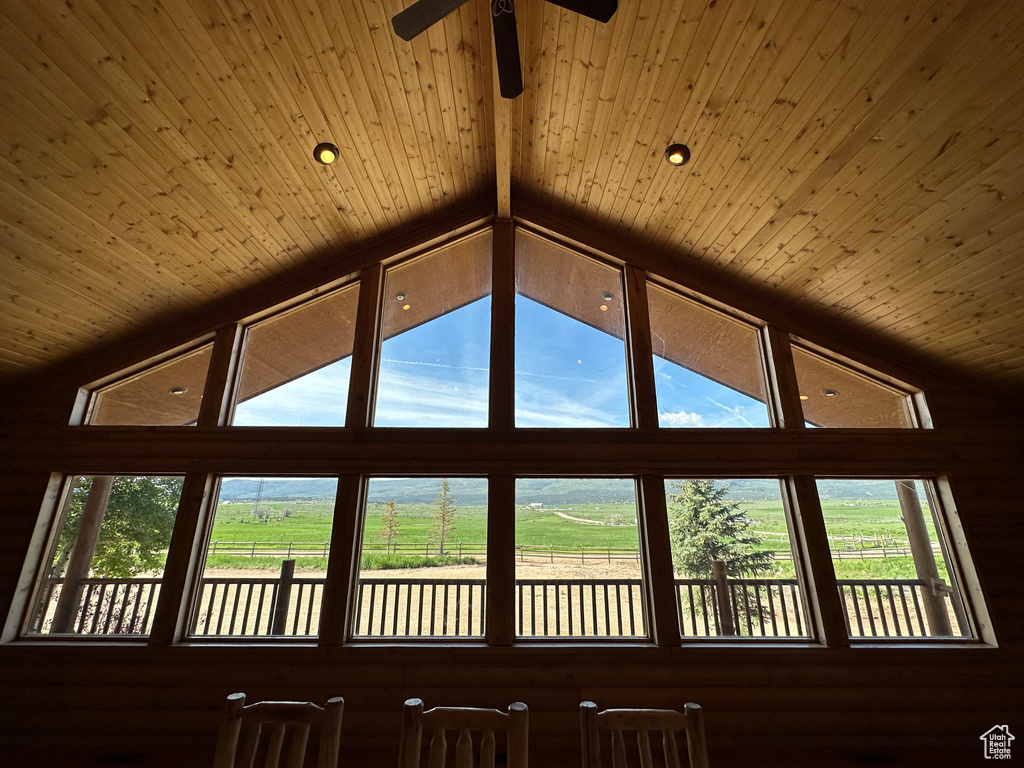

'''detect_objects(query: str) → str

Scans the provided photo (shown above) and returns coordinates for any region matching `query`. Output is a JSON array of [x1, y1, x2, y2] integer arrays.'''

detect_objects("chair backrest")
[[213, 692, 345, 768], [579, 701, 708, 768], [398, 698, 529, 768]]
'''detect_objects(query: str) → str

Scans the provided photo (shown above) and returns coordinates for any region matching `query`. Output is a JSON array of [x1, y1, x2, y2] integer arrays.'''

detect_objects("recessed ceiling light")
[[395, 292, 407, 301], [169, 386, 187, 395], [799, 395, 809, 400], [602, 292, 614, 302], [313, 142, 339, 165], [665, 143, 691, 166], [599, 304, 609, 312], [822, 388, 839, 397], [402, 304, 411, 311]]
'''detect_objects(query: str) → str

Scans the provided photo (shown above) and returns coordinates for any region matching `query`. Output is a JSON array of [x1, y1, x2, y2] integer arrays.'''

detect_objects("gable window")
[[14, 222, 991, 650], [792, 343, 918, 428], [647, 285, 770, 428], [232, 284, 359, 427], [87, 345, 213, 426], [514, 231, 631, 428], [374, 232, 492, 427]]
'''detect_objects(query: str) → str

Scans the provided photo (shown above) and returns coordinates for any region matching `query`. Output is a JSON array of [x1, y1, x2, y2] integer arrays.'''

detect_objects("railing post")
[[271, 559, 295, 635], [712, 560, 735, 636]]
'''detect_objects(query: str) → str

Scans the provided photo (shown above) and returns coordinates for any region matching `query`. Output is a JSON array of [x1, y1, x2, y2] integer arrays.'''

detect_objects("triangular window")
[[792, 343, 916, 428], [232, 283, 359, 427], [88, 343, 213, 426], [647, 283, 770, 428]]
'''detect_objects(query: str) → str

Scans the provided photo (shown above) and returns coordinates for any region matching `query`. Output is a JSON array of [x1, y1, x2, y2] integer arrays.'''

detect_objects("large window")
[[25, 475, 184, 637], [352, 477, 487, 638], [816, 478, 973, 639], [666, 479, 808, 639], [191, 476, 339, 638], [19, 222, 989, 650], [515, 478, 644, 638]]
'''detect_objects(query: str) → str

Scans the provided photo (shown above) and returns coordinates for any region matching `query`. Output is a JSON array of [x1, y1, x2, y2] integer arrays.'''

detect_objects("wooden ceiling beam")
[[481, 0, 512, 219]]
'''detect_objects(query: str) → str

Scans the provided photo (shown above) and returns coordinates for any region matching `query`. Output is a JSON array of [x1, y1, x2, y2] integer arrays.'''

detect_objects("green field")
[[205, 497, 946, 579]]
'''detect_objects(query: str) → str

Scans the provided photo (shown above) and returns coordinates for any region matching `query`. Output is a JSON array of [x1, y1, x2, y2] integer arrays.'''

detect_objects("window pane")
[[89, 345, 212, 425], [515, 478, 644, 638], [191, 476, 339, 638], [26, 475, 184, 637], [233, 284, 359, 426], [648, 284, 770, 428], [816, 479, 971, 639], [353, 478, 487, 638], [374, 232, 492, 427], [793, 345, 915, 428], [515, 233, 631, 427], [665, 479, 809, 639]]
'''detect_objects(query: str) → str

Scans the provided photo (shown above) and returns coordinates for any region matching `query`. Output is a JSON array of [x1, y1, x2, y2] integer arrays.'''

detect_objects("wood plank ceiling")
[[1, 0, 1022, 401]]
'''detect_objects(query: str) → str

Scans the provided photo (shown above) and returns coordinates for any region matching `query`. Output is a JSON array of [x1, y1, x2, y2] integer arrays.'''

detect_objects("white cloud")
[[659, 409, 708, 427]]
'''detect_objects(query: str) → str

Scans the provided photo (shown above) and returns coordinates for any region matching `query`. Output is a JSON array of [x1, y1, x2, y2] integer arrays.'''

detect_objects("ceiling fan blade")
[[491, 4, 523, 99], [544, 0, 617, 24], [392, 0, 472, 41]]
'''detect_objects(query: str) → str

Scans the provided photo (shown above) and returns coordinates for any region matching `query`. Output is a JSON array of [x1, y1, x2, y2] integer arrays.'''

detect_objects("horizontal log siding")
[[1, 368, 1021, 763]]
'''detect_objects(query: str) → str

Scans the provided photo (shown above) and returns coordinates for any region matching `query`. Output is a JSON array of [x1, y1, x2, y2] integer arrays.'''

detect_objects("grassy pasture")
[[206, 497, 947, 579]]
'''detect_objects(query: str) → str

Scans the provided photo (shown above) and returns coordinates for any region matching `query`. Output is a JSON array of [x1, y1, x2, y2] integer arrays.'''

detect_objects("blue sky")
[[233, 295, 769, 428]]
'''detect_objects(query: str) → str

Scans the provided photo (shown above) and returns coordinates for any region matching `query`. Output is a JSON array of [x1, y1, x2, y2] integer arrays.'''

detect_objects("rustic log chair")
[[398, 698, 529, 768], [213, 692, 345, 768], [579, 701, 709, 768]]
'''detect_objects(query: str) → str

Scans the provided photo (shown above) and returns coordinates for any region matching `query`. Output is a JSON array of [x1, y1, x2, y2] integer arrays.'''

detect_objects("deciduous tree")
[[430, 479, 456, 555], [379, 500, 401, 554], [53, 476, 183, 578]]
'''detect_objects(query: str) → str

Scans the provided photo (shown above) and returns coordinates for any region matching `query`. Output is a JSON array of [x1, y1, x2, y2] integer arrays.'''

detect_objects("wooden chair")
[[398, 698, 529, 768], [213, 692, 345, 768], [580, 701, 709, 768]]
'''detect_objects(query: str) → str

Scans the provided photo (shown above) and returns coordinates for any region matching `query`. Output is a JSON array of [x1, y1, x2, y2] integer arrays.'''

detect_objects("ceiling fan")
[[392, 0, 618, 99]]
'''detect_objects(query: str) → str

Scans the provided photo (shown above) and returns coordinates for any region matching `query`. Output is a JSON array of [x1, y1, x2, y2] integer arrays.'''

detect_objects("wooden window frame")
[[10, 220, 990, 652]]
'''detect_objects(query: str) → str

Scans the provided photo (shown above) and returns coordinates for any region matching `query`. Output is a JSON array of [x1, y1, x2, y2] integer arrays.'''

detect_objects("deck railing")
[[31, 574, 961, 640]]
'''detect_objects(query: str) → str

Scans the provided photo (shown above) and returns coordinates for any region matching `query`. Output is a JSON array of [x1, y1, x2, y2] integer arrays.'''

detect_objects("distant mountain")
[[218, 476, 902, 503]]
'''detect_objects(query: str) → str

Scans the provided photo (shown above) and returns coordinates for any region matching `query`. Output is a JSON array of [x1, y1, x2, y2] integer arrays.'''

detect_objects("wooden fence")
[[31, 573, 961, 640], [206, 541, 642, 563]]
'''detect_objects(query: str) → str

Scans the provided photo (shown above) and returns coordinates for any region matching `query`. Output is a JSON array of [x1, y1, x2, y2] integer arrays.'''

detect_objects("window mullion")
[[623, 266, 659, 430], [148, 473, 216, 645], [761, 326, 804, 430], [786, 476, 849, 647], [486, 474, 515, 645], [197, 325, 244, 427], [490, 220, 516, 429], [346, 264, 384, 429], [319, 474, 365, 646], [638, 475, 682, 646]]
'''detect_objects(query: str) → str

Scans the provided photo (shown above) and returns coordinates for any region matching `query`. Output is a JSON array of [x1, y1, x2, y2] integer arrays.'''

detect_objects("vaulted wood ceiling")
[[2, 0, 1023, 402]]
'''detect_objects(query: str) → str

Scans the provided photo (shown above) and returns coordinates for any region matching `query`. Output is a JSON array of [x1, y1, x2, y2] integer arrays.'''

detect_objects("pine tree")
[[378, 500, 401, 554], [430, 479, 456, 555], [666, 479, 773, 578]]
